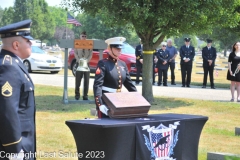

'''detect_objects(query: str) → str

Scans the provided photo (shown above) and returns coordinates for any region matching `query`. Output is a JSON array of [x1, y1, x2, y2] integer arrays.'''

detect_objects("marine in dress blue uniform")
[[0, 20, 36, 160], [202, 39, 216, 89], [93, 37, 137, 118], [179, 38, 195, 87], [135, 40, 143, 85]]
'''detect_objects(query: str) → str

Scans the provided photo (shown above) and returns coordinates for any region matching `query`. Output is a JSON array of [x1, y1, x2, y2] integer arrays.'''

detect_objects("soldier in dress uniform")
[[179, 38, 195, 87], [155, 42, 170, 86], [93, 37, 137, 118], [135, 39, 143, 85], [202, 39, 216, 89], [74, 31, 93, 100], [0, 20, 36, 160]]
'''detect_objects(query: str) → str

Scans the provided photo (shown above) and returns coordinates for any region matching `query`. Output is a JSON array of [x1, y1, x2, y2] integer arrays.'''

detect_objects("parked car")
[[68, 42, 137, 76], [30, 40, 46, 48], [23, 46, 63, 74]]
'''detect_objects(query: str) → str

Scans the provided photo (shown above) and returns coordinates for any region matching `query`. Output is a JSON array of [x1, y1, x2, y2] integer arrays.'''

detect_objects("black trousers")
[[75, 70, 90, 99], [136, 64, 142, 84], [181, 64, 192, 86], [169, 62, 175, 83], [203, 65, 214, 87], [158, 69, 168, 85], [153, 63, 156, 83]]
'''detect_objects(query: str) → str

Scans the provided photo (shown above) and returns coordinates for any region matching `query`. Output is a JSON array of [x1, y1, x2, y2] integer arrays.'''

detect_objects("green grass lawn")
[[35, 84, 240, 160]]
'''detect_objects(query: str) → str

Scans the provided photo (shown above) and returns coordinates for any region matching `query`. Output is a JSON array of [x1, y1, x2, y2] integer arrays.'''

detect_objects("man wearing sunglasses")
[[155, 42, 170, 86], [74, 31, 93, 100]]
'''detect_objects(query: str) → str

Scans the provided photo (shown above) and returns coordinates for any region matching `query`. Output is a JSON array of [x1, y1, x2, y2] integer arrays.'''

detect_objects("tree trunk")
[[142, 53, 154, 103], [224, 46, 227, 57], [141, 42, 154, 104]]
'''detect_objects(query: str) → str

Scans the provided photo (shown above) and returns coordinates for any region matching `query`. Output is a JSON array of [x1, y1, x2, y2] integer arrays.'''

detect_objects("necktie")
[[83, 49, 85, 57]]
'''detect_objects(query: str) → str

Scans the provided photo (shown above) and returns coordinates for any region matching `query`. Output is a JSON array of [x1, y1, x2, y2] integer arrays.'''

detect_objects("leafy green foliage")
[[0, 0, 55, 46]]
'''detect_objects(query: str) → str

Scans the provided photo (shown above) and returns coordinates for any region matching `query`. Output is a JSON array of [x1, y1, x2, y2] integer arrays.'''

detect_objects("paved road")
[[30, 73, 233, 102]]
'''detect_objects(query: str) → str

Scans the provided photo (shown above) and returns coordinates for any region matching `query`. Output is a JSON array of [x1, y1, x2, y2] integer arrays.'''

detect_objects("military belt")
[[102, 86, 121, 93]]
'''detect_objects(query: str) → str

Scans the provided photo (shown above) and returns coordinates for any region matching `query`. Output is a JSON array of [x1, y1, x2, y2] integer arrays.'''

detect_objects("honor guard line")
[[59, 39, 107, 104]]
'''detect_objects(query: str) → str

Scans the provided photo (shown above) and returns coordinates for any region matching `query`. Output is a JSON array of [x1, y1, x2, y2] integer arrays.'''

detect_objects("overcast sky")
[[0, 0, 62, 9]]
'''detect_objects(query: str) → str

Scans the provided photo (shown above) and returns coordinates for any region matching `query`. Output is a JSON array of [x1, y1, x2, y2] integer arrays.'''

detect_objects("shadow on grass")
[[35, 95, 95, 112], [150, 96, 194, 111], [35, 94, 192, 113]]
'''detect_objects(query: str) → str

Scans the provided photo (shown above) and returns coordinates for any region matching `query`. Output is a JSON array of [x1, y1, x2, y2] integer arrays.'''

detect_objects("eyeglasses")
[[81, 35, 86, 37], [162, 45, 166, 47]]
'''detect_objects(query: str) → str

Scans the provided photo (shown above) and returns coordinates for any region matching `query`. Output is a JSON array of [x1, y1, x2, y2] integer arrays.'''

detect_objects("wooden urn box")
[[102, 92, 151, 118]]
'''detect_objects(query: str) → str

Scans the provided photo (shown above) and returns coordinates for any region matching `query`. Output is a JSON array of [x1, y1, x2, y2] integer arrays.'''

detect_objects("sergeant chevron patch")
[[1, 81, 12, 97]]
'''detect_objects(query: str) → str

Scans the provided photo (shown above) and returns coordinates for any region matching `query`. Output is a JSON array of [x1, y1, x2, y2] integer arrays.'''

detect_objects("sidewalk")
[[30, 73, 232, 102]]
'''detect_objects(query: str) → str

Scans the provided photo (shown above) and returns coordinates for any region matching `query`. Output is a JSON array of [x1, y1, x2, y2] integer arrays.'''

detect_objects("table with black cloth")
[[66, 113, 208, 160]]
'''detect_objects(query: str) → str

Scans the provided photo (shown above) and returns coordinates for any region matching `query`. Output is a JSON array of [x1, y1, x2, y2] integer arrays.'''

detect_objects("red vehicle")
[[68, 42, 137, 76]]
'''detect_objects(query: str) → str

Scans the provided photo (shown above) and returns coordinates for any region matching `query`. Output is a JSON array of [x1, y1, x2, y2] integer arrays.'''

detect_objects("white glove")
[[9, 149, 24, 160], [183, 57, 186, 60], [99, 105, 109, 116]]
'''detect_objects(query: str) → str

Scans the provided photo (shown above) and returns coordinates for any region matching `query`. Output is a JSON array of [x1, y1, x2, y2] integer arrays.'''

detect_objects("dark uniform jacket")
[[93, 56, 137, 108], [156, 49, 170, 70], [180, 45, 195, 65], [135, 44, 143, 66], [202, 46, 216, 67], [0, 49, 36, 160]]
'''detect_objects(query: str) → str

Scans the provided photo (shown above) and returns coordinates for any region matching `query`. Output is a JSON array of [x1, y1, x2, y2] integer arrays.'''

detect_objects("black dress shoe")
[[158, 83, 162, 86], [211, 86, 215, 89], [186, 85, 190, 87], [163, 84, 168, 86], [83, 96, 88, 100], [202, 85, 206, 88], [171, 83, 176, 85], [75, 98, 79, 100], [181, 85, 185, 87]]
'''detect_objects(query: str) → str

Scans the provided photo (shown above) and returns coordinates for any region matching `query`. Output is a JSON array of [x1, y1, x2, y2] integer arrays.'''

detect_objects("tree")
[[0, 7, 15, 26], [1, 0, 56, 47], [73, 13, 133, 42], [0, 7, 4, 23], [62, 0, 240, 103], [174, 35, 198, 50], [198, 27, 239, 56], [33, 0, 56, 47], [212, 28, 239, 56]]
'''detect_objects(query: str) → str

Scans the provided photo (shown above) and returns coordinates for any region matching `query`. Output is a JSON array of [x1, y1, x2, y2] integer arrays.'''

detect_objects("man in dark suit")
[[202, 39, 217, 89], [135, 39, 143, 85], [179, 38, 195, 87], [0, 20, 36, 160]]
